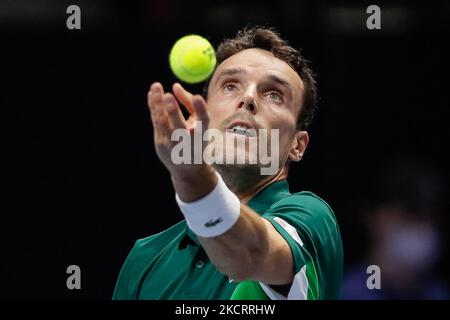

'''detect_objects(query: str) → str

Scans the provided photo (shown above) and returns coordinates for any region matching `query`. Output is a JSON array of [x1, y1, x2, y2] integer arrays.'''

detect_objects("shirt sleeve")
[[259, 193, 339, 300]]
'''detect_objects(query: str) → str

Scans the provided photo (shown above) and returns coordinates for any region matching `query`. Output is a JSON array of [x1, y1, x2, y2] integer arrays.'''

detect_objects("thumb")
[[172, 82, 195, 115]]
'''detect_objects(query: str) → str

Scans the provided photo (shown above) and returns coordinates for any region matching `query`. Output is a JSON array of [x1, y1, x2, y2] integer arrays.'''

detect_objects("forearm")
[[173, 168, 270, 278], [171, 165, 217, 202], [173, 167, 293, 284], [197, 204, 271, 282]]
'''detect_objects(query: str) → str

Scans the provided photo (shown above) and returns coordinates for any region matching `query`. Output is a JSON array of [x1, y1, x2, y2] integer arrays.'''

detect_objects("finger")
[[147, 92, 170, 141], [147, 83, 171, 137], [172, 83, 195, 115], [162, 92, 186, 130], [148, 82, 165, 120], [186, 117, 196, 131], [192, 95, 209, 124], [149, 82, 164, 99]]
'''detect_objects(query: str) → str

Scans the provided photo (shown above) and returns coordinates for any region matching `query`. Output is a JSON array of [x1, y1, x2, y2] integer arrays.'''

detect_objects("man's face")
[[205, 48, 306, 173]]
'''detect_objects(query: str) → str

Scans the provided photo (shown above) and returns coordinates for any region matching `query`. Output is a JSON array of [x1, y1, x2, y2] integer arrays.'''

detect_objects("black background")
[[1, 0, 449, 299]]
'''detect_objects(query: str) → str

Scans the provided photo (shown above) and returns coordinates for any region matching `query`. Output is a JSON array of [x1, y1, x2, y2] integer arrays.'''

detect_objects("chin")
[[214, 162, 261, 176], [221, 145, 259, 165]]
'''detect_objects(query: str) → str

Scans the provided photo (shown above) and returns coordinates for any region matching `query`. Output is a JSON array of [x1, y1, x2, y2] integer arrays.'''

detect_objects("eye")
[[267, 91, 282, 102], [223, 83, 238, 92]]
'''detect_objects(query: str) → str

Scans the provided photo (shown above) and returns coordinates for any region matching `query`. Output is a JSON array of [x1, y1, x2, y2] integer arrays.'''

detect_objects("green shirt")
[[113, 180, 343, 300]]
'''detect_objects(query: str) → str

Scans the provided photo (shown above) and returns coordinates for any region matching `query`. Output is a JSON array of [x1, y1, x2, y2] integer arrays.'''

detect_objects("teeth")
[[233, 125, 249, 131], [227, 125, 256, 137]]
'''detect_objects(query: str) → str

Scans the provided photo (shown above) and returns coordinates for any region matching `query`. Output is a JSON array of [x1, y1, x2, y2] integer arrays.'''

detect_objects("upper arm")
[[256, 218, 295, 285], [257, 194, 340, 300], [261, 214, 319, 300]]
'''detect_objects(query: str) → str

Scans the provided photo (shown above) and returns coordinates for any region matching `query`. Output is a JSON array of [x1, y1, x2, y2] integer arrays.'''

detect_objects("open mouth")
[[226, 124, 257, 137], [225, 120, 258, 137]]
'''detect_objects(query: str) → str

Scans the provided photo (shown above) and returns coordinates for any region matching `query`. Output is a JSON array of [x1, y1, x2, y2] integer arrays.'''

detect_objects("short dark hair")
[[203, 26, 317, 131]]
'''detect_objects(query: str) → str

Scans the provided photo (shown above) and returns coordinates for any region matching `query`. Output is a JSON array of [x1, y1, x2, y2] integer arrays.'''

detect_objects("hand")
[[147, 82, 217, 201]]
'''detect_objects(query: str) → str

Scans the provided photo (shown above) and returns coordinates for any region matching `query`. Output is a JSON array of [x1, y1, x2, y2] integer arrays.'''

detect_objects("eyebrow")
[[266, 74, 292, 92], [214, 67, 247, 86]]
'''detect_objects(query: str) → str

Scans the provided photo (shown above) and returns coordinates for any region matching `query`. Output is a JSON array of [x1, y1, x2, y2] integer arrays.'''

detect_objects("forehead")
[[212, 48, 304, 92]]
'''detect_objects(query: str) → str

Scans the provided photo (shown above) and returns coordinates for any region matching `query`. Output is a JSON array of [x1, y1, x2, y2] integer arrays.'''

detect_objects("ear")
[[288, 131, 309, 162]]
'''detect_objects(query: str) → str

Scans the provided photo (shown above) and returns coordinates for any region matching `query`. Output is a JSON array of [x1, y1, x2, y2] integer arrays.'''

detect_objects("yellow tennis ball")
[[169, 35, 217, 84]]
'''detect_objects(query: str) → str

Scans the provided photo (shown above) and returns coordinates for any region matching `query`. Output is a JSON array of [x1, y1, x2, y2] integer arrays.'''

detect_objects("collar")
[[179, 180, 291, 250]]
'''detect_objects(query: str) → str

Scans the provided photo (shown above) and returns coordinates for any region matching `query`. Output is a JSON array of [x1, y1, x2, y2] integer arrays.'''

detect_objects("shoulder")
[[268, 191, 337, 225], [264, 191, 340, 244]]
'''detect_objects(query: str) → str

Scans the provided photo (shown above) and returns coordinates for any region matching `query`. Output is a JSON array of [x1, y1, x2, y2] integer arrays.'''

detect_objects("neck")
[[214, 164, 288, 203]]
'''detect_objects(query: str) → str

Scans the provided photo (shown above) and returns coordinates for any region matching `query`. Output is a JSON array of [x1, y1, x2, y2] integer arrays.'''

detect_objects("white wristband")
[[175, 172, 241, 238]]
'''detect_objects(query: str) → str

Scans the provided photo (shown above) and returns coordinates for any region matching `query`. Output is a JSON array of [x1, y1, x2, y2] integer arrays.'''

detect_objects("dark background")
[[1, 0, 449, 299]]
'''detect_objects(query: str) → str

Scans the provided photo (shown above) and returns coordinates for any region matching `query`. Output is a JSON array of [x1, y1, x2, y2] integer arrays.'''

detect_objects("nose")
[[238, 88, 258, 114]]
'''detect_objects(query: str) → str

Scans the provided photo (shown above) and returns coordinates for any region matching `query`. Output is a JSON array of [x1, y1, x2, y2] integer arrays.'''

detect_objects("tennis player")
[[113, 27, 343, 300]]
